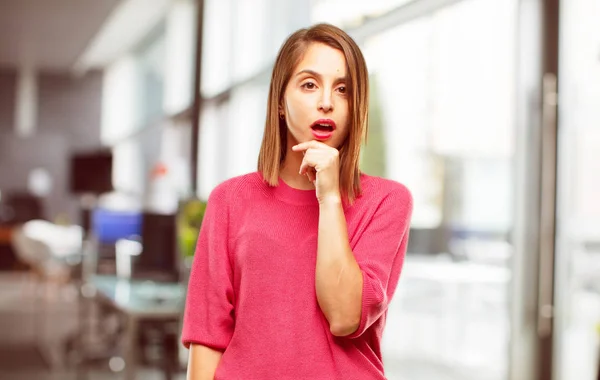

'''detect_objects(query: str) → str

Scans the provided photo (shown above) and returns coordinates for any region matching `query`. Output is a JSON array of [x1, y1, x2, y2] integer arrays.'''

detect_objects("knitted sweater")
[[182, 172, 413, 379]]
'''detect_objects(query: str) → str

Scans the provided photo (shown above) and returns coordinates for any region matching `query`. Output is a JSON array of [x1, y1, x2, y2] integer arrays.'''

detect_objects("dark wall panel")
[[0, 69, 16, 133]]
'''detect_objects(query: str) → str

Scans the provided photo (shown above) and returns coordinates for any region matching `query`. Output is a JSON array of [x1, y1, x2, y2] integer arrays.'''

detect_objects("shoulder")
[[207, 171, 265, 204], [357, 174, 413, 223], [360, 174, 413, 207]]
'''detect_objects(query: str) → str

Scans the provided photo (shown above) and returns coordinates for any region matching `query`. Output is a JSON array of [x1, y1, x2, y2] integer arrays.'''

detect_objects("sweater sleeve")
[[181, 183, 235, 350], [347, 184, 413, 339]]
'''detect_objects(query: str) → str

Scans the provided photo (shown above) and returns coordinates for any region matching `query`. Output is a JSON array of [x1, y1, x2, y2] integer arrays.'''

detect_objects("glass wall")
[[101, 0, 197, 206], [197, 1, 519, 379], [360, 1, 515, 378], [555, 0, 600, 378], [197, 0, 311, 199], [311, 0, 416, 27]]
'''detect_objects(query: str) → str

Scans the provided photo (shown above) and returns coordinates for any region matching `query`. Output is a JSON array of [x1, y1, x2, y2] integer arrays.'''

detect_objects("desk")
[[0, 224, 18, 270], [86, 275, 185, 380], [403, 259, 511, 284], [0, 225, 13, 243], [400, 256, 511, 366]]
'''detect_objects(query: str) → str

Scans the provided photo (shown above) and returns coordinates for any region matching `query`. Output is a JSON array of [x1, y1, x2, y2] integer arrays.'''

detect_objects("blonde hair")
[[257, 23, 369, 203]]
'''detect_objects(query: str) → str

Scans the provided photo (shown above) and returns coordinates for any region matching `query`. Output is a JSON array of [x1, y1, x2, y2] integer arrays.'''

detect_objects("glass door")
[[356, 0, 519, 378], [555, 0, 600, 379]]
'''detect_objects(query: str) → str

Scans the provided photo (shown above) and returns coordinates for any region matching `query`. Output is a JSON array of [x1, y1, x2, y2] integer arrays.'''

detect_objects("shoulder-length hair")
[[257, 23, 369, 204]]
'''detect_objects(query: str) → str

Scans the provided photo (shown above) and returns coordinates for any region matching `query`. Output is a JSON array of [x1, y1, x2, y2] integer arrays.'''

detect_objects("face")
[[282, 42, 350, 149]]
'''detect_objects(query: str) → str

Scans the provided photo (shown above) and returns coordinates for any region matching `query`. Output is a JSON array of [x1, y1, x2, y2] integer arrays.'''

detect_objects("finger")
[[299, 158, 310, 175], [299, 160, 317, 176], [292, 140, 327, 152], [306, 169, 316, 183], [299, 149, 315, 175]]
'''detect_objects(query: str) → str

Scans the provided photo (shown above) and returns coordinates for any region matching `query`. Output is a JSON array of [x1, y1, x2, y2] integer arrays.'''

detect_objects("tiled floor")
[[0, 264, 507, 380], [2, 256, 598, 380], [0, 367, 185, 380], [383, 255, 510, 380]]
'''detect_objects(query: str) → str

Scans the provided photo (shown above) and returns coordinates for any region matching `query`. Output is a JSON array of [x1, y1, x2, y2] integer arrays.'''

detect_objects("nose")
[[318, 91, 333, 112]]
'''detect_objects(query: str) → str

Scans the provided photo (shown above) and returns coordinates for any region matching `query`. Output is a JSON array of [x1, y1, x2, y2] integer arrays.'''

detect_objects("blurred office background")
[[0, 0, 598, 379]]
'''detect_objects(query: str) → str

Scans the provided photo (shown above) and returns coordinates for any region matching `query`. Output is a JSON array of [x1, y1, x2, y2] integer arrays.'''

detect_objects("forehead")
[[293, 42, 347, 76]]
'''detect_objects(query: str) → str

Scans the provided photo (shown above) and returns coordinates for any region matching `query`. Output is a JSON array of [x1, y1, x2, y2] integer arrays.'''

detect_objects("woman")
[[182, 23, 413, 380]]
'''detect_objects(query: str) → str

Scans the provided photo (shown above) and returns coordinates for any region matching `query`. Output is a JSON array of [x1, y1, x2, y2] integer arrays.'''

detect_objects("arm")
[[317, 189, 413, 338], [292, 141, 362, 335], [293, 141, 413, 338], [316, 197, 363, 336], [290, 141, 363, 335], [181, 183, 235, 371], [186, 344, 222, 380]]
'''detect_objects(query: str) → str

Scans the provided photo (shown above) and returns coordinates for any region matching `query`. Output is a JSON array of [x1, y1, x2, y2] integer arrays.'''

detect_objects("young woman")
[[182, 23, 413, 380]]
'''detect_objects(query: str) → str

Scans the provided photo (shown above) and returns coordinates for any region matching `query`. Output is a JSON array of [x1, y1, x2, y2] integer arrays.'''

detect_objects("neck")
[[280, 133, 315, 190]]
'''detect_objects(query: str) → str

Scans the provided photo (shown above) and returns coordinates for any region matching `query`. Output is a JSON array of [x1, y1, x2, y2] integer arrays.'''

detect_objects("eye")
[[301, 82, 317, 90], [337, 86, 347, 94]]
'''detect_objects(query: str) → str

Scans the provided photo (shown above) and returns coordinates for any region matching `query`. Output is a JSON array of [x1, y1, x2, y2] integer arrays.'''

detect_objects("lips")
[[310, 119, 336, 140]]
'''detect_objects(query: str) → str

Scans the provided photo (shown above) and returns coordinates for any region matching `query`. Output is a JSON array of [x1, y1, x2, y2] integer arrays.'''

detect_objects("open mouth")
[[312, 124, 334, 132], [310, 119, 336, 133]]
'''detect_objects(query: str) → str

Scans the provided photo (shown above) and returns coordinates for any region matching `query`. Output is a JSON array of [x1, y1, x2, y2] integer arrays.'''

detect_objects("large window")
[[196, 1, 518, 378], [360, 1, 516, 378], [555, 0, 600, 378], [101, 0, 197, 202], [196, 0, 311, 197], [311, 0, 416, 27]]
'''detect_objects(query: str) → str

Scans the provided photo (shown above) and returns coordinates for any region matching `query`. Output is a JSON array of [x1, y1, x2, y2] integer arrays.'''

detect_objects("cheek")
[[335, 108, 351, 144], [339, 123, 350, 142], [283, 91, 296, 118], [339, 103, 350, 132], [285, 94, 310, 125]]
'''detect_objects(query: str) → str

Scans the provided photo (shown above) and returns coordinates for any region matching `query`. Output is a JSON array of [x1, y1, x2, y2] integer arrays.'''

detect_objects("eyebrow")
[[295, 69, 347, 83]]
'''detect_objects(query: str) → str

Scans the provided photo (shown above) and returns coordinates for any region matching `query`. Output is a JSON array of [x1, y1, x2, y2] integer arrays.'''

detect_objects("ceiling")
[[0, 0, 121, 70]]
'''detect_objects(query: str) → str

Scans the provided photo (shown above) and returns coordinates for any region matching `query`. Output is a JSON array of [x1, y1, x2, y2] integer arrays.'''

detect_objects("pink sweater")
[[182, 172, 412, 380]]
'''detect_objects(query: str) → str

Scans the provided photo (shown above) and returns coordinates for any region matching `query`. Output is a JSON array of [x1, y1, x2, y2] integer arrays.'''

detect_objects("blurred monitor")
[[92, 208, 143, 244], [69, 151, 113, 195], [3, 192, 45, 223], [133, 212, 179, 282]]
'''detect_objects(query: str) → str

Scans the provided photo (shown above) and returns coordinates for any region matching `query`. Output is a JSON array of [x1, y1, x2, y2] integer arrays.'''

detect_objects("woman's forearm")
[[315, 196, 363, 337], [187, 344, 223, 380]]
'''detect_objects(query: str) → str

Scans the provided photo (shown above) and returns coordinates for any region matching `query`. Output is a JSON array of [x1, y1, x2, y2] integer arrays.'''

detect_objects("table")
[[0, 225, 12, 243], [400, 256, 511, 366], [85, 275, 185, 380], [0, 224, 18, 270], [403, 259, 511, 284]]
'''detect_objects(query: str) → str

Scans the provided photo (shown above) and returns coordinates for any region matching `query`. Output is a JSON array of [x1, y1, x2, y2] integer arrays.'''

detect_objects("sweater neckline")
[[270, 173, 369, 206], [273, 177, 319, 206]]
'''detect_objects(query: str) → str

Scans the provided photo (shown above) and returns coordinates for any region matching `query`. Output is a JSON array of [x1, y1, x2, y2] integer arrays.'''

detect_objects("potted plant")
[[177, 198, 206, 281]]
